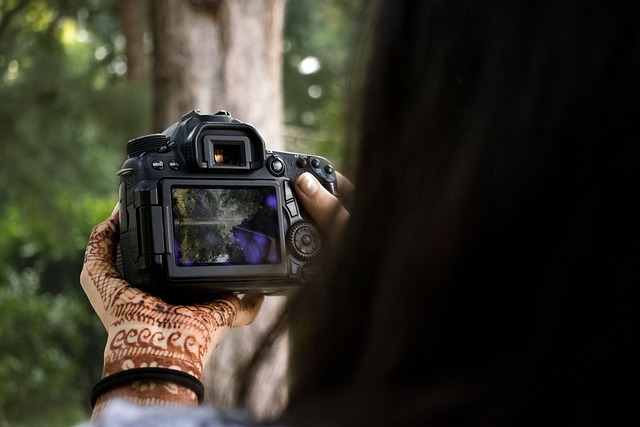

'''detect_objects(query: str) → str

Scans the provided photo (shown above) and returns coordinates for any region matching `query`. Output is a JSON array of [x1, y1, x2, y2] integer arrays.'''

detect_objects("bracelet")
[[90, 367, 205, 408]]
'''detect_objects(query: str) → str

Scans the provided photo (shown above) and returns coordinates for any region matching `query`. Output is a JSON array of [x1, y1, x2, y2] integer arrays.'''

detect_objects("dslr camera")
[[117, 110, 337, 294]]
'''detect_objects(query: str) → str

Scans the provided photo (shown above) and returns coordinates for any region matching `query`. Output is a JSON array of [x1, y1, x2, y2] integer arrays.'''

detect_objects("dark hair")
[[284, 0, 638, 425]]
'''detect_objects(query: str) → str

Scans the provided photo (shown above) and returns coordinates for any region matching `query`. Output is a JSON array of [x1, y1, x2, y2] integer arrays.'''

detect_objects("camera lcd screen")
[[171, 185, 281, 267]]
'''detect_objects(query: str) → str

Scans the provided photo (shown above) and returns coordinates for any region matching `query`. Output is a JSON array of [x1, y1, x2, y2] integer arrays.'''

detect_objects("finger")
[[232, 292, 265, 327], [336, 171, 355, 211], [83, 209, 120, 266], [295, 172, 350, 234], [80, 210, 127, 322], [194, 293, 263, 327]]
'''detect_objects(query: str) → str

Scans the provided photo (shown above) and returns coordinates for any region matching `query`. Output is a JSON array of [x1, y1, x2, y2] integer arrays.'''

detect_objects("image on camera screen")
[[171, 185, 281, 266]]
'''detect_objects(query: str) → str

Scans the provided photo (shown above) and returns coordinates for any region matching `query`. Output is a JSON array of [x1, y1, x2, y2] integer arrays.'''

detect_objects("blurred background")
[[0, 0, 355, 425]]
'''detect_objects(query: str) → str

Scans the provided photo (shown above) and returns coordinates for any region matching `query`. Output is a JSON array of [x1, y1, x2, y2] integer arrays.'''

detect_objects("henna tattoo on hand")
[[103, 297, 239, 377], [81, 212, 263, 413]]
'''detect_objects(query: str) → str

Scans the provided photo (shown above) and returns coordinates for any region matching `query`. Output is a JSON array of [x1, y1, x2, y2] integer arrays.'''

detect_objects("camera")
[[117, 110, 337, 294]]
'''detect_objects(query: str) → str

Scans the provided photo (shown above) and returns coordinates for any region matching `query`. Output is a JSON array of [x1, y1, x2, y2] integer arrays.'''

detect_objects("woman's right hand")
[[295, 171, 354, 238]]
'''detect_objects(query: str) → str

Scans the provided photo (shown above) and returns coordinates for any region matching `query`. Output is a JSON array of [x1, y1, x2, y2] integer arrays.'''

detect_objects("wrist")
[[103, 355, 203, 380], [103, 325, 206, 379], [92, 325, 210, 414], [92, 379, 200, 419], [91, 367, 204, 413]]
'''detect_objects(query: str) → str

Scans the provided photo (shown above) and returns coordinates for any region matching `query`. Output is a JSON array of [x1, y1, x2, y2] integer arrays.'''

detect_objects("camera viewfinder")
[[202, 135, 250, 169], [214, 144, 242, 165]]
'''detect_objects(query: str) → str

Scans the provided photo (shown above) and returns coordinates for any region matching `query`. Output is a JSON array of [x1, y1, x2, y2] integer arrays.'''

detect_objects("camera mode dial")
[[287, 221, 321, 260], [126, 134, 170, 157]]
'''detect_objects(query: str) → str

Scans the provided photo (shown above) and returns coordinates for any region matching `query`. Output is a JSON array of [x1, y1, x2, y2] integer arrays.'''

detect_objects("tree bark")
[[114, 0, 149, 82], [150, 0, 288, 420], [151, 0, 285, 150]]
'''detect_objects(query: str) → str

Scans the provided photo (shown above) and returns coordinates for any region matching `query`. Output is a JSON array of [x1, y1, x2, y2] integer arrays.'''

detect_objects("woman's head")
[[285, 0, 638, 424]]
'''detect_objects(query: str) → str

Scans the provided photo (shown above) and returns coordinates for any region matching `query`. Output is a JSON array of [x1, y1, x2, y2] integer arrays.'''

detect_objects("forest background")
[[0, 0, 355, 425]]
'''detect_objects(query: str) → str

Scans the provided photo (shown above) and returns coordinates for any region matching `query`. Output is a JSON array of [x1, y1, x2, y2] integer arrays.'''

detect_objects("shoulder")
[[76, 399, 269, 427]]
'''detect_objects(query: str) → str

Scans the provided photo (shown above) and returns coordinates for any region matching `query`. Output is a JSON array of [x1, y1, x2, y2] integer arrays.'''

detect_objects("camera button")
[[284, 181, 295, 201], [169, 160, 181, 170], [268, 157, 285, 175], [286, 200, 299, 218], [152, 159, 164, 170], [324, 165, 334, 174], [311, 158, 321, 168], [273, 160, 284, 173], [290, 260, 301, 276], [296, 158, 307, 168]]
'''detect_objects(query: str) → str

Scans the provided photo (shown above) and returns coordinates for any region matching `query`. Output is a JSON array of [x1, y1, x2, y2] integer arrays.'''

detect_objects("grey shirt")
[[77, 400, 266, 427]]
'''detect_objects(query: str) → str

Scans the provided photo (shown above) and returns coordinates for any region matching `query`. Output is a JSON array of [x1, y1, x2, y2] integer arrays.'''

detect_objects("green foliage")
[[0, 0, 352, 424], [0, 0, 149, 423], [0, 200, 108, 425], [283, 0, 358, 172], [0, 269, 104, 422], [0, 0, 151, 253]]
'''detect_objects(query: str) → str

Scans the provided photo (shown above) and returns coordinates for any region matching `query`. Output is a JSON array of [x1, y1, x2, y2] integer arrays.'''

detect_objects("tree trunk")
[[151, 0, 285, 149], [150, 0, 288, 420], [114, 0, 149, 82]]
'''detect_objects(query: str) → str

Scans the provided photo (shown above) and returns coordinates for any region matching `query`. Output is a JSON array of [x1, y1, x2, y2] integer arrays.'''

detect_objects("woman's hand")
[[80, 209, 263, 414], [295, 171, 354, 237], [80, 170, 352, 415]]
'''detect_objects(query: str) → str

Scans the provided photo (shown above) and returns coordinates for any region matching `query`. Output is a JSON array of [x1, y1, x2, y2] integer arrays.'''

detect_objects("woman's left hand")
[[80, 209, 264, 413]]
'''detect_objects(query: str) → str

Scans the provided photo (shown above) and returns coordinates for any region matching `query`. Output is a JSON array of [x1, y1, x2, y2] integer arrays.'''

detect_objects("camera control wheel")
[[287, 221, 321, 260], [126, 134, 170, 157]]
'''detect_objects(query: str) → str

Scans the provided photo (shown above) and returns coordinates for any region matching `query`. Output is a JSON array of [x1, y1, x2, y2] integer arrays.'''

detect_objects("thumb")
[[295, 172, 349, 235], [232, 292, 265, 327]]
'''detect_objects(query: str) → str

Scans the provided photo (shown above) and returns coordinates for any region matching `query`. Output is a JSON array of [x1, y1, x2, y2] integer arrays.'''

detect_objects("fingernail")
[[298, 173, 318, 196], [112, 203, 120, 216]]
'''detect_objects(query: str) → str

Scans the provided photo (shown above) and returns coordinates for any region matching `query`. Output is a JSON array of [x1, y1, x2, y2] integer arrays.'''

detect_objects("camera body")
[[117, 110, 337, 294]]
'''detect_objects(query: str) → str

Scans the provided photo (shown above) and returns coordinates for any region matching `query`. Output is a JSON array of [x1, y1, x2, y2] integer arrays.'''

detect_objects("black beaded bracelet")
[[90, 367, 204, 408]]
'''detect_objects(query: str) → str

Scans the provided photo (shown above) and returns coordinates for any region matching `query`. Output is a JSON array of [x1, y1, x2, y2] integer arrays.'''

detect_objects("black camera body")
[[117, 110, 337, 294]]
